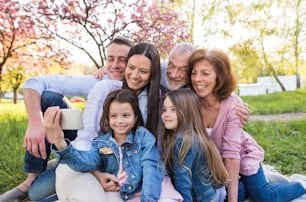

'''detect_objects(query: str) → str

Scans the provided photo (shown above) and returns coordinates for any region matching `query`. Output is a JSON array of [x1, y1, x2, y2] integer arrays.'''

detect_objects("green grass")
[[245, 120, 306, 175], [0, 102, 27, 193], [0, 88, 306, 194], [241, 88, 306, 114], [0, 100, 84, 194]]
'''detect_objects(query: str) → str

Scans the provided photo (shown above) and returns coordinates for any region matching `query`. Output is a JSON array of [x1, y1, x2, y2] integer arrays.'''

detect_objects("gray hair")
[[169, 42, 196, 57]]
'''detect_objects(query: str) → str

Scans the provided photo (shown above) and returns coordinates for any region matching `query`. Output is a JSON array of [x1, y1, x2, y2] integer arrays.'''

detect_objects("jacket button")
[[128, 186, 132, 190]]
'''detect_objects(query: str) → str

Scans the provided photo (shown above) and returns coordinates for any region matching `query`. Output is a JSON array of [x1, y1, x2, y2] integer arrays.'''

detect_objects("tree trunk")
[[269, 65, 286, 91], [0, 67, 2, 102], [261, 40, 286, 92], [273, 75, 286, 91], [296, 73, 301, 88], [13, 89, 17, 104], [294, 0, 301, 89]]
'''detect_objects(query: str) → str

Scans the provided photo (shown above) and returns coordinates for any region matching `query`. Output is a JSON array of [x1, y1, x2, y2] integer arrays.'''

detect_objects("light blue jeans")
[[240, 165, 306, 202], [29, 167, 58, 202]]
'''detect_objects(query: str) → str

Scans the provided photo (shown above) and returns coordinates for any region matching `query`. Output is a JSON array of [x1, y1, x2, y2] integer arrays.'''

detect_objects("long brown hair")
[[161, 88, 229, 187], [122, 42, 161, 137]]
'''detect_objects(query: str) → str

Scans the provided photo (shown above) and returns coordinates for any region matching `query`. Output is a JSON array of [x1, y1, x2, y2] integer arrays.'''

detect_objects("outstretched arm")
[[43, 106, 67, 150], [23, 74, 100, 156]]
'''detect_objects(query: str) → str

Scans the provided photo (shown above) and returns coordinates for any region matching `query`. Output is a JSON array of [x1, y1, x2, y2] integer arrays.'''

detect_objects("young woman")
[[161, 88, 229, 202], [44, 89, 182, 202], [53, 42, 164, 201], [189, 48, 306, 202]]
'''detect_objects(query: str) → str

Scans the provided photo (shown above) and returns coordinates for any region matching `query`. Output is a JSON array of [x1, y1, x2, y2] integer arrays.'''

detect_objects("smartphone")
[[60, 108, 83, 130]]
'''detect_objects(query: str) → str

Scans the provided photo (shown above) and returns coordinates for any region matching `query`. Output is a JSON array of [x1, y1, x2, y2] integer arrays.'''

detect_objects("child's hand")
[[43, 106, 67, 150], [92, 171, 120, 191]]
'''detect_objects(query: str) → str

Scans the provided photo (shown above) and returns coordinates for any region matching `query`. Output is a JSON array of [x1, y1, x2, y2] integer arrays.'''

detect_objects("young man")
[[0, 37, 133, 202]]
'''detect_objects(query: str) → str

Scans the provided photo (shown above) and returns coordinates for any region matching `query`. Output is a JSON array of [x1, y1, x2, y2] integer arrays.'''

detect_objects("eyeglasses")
[[167, 62, 188, 74]]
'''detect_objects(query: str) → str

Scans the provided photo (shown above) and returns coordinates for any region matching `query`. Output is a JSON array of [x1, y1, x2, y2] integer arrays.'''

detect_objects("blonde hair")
[[161, 88, 229, 187]]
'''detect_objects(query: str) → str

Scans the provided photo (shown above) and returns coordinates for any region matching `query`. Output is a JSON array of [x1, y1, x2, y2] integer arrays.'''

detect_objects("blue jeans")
[[241, 165, 306, 202], [225, 180, 248, 202], [29, 167, 58, 202], [237, 180, 248, 202], [25, 91, 77, 201]]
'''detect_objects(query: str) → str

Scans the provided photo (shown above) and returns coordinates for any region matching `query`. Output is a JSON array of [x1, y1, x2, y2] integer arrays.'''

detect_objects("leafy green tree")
[[2, 65, 25, 104], [197, 0, 306, 90], [229, 40, 262, 83], [291, 0, 305, 88]]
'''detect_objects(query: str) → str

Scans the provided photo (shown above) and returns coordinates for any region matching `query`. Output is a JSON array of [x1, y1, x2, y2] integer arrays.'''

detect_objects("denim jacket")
[[169, 133, 217, 202], [53, 126, 165, 202]]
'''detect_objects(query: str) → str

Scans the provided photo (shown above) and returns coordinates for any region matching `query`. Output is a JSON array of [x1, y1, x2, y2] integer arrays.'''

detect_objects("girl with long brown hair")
[[161, 88, 229, 202]]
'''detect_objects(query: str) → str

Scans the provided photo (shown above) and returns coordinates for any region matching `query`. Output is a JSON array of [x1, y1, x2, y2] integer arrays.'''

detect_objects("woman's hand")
[[43, 106, 67, 150]]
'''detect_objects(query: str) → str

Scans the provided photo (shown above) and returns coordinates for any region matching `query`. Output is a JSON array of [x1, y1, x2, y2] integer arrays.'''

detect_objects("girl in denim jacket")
[[44, 89, 182, 202], [161, 89, 229, 202]]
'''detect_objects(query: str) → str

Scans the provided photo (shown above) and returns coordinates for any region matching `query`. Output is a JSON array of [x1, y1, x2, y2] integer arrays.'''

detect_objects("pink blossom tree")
[[24, 0, 190, 69], [0, 0, 70, 101], [0, 0, 37, 98]]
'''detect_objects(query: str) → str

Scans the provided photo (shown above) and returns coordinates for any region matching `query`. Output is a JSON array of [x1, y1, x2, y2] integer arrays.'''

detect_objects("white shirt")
[[23, 74, 101, 96], [206, 128, 213, 136]]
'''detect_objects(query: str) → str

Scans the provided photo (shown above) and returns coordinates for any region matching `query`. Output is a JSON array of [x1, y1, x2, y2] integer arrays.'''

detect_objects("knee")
[[42, 91, 63, 102], [41, 91, 67, 111], [28, 187, 42, 201], [28, 168, 56, 201], [29, 181, 55, 201]]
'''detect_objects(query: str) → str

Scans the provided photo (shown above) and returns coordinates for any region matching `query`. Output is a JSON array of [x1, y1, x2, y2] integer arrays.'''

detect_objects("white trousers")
[[55, 164, 111, 202], [55, 164, 179, 202]]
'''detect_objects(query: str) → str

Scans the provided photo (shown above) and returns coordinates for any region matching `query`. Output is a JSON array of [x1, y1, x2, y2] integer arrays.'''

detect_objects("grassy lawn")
[[245, 120, 306, 175], [242, 88, 306, 115], [0, 101, 28, 193], [1, 88, 306, 194]]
